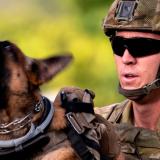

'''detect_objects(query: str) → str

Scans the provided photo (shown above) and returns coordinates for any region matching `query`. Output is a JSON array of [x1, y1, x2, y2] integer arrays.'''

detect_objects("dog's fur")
[[0, 41, 121, 160], [0, 41, 79, 160]]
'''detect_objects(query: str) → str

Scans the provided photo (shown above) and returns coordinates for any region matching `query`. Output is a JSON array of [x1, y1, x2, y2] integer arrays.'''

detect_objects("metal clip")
[[34, 97, 43, 113], [66, 112, 85, 134], [143, 78, 160, 94]]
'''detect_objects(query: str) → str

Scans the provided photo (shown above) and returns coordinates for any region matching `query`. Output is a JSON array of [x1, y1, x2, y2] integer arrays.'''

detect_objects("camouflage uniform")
[[95, 100, 160, 160], [100, 0, 160, 159]]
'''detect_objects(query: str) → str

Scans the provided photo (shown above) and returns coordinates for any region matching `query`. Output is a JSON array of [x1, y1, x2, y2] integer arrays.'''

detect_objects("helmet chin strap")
[[119, 79, 160, 100], [119, 67, 160, 100]]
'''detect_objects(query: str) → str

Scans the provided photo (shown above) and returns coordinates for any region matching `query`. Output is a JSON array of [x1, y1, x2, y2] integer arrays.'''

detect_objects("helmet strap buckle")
[[143, 78, 160, 94]]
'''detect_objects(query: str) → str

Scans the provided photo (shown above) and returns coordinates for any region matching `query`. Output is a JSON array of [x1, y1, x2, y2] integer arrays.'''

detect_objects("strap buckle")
[[66, 112, 85, 134], [143, 78, 160, 94]]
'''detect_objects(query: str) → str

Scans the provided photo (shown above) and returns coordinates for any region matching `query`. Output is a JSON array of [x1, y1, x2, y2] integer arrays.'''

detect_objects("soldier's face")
[[113, 31, 160, 90]]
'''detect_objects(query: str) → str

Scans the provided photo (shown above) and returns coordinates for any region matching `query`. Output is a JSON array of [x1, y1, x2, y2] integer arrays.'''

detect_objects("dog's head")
[[0, 41, 72, 118]]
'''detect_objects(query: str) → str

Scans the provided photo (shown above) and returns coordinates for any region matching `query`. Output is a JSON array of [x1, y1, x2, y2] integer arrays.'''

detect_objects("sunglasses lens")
[[110, 37, 125, 56], [110, 36, 160, 57]]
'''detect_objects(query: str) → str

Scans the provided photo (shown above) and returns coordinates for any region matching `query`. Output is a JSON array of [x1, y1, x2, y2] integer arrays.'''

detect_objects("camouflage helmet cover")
[[103, 0, 160, 36]]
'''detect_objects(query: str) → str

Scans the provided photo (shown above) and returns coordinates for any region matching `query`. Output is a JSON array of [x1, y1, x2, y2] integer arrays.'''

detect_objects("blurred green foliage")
[[0, 0, 124, 106]]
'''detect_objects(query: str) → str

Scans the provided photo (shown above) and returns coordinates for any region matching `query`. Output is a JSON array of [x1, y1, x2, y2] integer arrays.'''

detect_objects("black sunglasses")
[[110, 36, 160, 57]]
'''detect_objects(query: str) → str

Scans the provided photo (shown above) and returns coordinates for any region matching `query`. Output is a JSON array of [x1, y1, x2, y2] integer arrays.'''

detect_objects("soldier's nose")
[[122, 49, 137, 65]]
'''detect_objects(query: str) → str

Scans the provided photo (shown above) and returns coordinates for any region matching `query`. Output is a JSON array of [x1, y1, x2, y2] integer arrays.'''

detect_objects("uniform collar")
[[120, 100, 133, 124], [120, 100, 160, 131]]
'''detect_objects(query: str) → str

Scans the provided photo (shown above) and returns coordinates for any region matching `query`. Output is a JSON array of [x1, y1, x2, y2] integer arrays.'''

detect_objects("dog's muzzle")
[[0, 97, 53, 157]]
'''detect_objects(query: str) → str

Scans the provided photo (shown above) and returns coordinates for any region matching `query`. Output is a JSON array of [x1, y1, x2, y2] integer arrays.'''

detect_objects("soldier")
[[96, 0, 160, 159]]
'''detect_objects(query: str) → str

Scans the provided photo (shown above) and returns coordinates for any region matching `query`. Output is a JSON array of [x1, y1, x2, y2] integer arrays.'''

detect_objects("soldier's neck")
[[132, 89, 160, 131]]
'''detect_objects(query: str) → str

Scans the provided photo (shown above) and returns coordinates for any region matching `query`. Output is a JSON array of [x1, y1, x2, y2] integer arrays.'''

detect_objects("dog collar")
[[0, 97, 44, 135], [0, 96, 54, 148]]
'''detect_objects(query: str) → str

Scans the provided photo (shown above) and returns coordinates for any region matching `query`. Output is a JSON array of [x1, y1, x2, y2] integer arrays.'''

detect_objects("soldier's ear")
[[25, 54, 73, 85]]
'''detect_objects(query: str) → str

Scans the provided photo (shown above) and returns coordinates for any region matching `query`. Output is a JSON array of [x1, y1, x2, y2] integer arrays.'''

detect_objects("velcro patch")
[[115, 0, 138, 21]]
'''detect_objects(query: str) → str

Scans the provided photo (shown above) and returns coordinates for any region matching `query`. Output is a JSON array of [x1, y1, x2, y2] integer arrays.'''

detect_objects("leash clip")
[[66, 112, 85, 134]]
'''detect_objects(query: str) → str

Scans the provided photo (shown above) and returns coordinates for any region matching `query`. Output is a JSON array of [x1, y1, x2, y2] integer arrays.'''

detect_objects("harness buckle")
[[66, 112, 85, 134]]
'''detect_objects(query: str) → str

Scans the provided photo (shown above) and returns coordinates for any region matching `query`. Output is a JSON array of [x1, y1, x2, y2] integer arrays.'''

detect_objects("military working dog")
[[0, 41, 120, 160]]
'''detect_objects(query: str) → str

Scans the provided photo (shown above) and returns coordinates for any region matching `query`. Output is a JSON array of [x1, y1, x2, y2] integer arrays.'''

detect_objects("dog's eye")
[[31, 63, 39, 73]]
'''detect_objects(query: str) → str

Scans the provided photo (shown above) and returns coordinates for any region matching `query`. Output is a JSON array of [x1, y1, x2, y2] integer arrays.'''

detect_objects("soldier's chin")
[[121, 84, 140, 90]]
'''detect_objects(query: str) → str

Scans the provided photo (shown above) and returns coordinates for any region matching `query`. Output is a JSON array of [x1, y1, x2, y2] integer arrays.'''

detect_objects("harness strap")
[[106, 100, 129, 123], [64, 101, 94, 114], [66, 125, 96, 160], [61, 91, 94, 114], [61, 90, 111, 160], [0, 134, 50, 160]]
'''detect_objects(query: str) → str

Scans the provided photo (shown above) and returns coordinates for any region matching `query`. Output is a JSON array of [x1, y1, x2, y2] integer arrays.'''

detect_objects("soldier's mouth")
[[124, 74, 137, 78], [121, 73, 139, 82]]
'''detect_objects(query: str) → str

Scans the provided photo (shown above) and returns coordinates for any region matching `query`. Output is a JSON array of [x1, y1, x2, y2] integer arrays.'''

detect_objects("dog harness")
[[0, 92, 112, 160], [60, 90, 111, 160]]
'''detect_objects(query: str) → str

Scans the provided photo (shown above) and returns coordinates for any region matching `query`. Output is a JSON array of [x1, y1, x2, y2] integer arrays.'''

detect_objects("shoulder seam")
[[95, 103, 119, 120]]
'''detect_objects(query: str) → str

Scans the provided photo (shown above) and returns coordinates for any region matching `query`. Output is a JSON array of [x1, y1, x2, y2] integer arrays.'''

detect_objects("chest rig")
[[104, 100, 160, 160]]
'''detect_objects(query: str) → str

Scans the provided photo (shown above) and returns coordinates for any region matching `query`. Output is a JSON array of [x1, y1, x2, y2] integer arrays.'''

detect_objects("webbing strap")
[[106, 100, 129, 123], [61, 90, 111, 160], [64, 101, 94, 114], [60, 91, 94, 114], [0, 134, 50, 160], [67, 126, 96, 160]]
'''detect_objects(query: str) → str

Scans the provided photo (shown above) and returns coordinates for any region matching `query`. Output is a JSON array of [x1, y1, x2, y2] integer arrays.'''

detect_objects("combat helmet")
[[103, 0, 160, 100], [103, 0, 160, 36]]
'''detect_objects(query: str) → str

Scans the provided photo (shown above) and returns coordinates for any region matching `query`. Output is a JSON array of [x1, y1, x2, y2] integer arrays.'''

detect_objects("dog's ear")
[[25, 54, 73, 85]]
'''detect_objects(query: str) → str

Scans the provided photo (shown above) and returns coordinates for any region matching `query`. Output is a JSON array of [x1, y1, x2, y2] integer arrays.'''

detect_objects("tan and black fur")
[[0, 41, 78, 160], [0, 41, 121, 160]]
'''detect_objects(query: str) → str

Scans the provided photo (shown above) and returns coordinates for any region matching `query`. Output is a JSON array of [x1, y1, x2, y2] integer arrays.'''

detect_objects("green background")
[[0, 0, 124, 107]]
